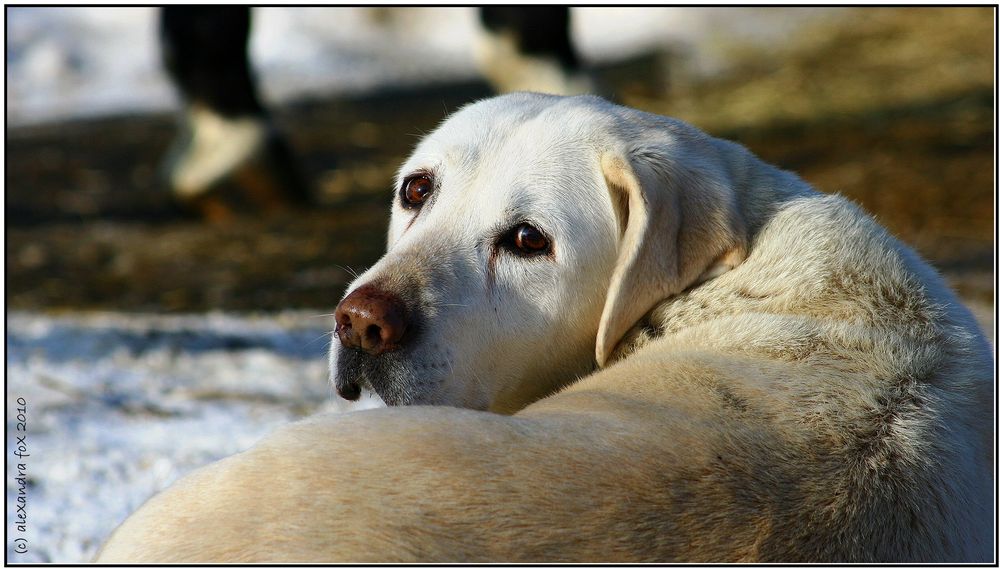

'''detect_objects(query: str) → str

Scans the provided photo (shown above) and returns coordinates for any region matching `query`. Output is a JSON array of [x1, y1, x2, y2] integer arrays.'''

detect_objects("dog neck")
[[605, 148, 816, 365]]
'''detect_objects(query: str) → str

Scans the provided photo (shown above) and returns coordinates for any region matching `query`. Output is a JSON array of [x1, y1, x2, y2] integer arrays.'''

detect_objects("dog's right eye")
[[401, 175, 433, 208]]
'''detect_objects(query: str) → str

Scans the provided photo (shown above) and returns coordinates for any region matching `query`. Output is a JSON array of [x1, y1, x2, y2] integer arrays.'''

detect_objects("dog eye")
[[515, 225, 548, 252], [401, 175, 433, 208], [502, 223, 551, 256]]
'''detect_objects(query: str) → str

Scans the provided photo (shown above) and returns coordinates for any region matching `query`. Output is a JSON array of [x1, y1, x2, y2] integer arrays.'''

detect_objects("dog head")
[[329, 93, 746, 413]]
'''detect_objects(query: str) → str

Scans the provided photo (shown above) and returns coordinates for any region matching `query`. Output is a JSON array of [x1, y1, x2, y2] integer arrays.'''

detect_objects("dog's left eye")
[[499, 223, 551, 257]]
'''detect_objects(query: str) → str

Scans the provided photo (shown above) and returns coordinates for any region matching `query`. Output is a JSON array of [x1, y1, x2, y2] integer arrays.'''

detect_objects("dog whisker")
[[334, 264, 361, 279], [303, 331, 336, 351]]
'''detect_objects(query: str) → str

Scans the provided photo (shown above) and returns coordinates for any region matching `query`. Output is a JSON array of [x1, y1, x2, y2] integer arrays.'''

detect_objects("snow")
[[4, 311, 372, 563], [6, 8, 168, 127], [5, 7, 840, 127]]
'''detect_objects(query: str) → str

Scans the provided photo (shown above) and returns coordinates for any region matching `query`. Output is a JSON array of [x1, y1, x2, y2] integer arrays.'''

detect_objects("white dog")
[[97, 93, 994, 563]]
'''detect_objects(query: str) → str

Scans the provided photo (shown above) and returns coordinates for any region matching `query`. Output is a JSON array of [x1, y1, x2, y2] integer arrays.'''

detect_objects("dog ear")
[[595, 148, 747, 367]]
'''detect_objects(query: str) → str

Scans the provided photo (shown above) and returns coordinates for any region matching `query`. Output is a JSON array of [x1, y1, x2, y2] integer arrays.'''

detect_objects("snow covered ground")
[[4, 310, 385, 563], [6, 6, 840, 127]]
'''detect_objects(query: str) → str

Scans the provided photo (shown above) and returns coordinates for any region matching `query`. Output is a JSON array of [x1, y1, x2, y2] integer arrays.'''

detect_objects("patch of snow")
[[4, 310, 368, 563]]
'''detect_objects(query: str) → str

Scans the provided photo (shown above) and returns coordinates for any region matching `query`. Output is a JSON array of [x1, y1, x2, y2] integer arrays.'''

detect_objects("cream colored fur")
[[96, 94, 994, 563]]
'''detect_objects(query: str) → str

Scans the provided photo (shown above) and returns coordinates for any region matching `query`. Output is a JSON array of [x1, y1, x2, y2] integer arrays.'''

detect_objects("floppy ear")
[[595, 147, 747, 367]]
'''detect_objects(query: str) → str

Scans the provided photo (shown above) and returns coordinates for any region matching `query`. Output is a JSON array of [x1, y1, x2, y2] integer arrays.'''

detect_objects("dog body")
[[96, 94, 993, 562]]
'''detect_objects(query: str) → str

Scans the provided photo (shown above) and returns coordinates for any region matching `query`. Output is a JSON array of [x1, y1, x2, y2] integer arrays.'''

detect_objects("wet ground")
[[6, 8, 994, 319]]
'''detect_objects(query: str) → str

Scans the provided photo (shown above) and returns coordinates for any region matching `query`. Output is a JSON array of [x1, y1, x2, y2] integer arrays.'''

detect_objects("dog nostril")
[[362, 324, 383, 351], [337, 381, 361, 401], [335, 321, 354, 347]]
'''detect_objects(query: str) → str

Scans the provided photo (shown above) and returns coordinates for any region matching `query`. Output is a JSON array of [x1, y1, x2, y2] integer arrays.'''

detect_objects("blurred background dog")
[[5, 7, 994, 563]]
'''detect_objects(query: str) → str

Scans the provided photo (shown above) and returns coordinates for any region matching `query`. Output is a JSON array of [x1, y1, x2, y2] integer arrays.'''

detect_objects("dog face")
[[329, 94, 747, 413]]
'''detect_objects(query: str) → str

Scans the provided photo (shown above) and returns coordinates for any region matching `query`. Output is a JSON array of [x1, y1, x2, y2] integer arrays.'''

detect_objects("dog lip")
[[336, 380, 362, 401], [334, 344, 417, 406]]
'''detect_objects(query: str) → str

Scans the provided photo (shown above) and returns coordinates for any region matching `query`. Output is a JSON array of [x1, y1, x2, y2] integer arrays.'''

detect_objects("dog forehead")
[[454, 141, 600, 229], [405, 94, 614, 169]]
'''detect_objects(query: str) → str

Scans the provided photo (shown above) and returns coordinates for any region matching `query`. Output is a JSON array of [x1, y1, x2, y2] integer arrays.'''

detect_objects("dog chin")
[[327, 387, 388, 414], [331, 345, 426, 406]]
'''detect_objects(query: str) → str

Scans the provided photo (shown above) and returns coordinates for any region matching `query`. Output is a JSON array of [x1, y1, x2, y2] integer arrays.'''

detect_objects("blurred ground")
[[3, 7, 995, 563], [6, 8, 993, 323]]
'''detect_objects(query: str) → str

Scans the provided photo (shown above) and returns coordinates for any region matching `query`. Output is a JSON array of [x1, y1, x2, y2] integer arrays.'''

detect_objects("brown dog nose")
[[335, 284, 408, 355]]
